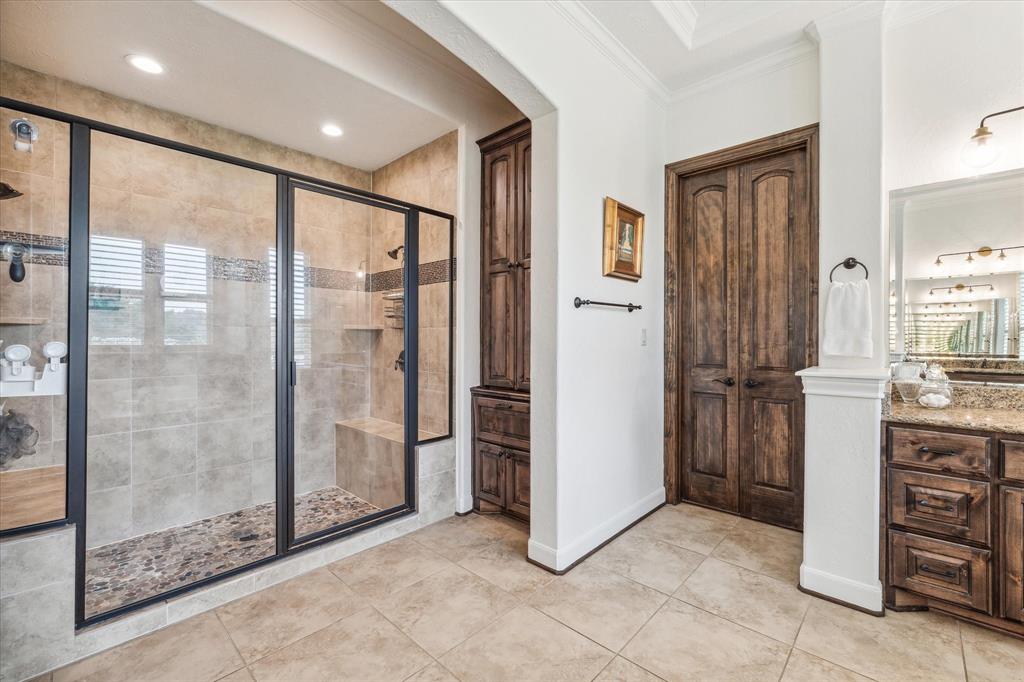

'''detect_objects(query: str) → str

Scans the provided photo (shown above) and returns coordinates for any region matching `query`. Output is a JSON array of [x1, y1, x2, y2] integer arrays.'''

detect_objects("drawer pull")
[[919, 563, 957, 579], [493, 402, 514, 410], [917, 500, 955, 512], [918, 446, 959, 457]]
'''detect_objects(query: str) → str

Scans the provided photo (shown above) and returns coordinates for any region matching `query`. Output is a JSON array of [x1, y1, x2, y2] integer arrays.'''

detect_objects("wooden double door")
[[672, 128, 817, 530]]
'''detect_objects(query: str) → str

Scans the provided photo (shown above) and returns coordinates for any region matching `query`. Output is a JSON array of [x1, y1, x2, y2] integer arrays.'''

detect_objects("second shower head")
[[387, 245, 404, 260]]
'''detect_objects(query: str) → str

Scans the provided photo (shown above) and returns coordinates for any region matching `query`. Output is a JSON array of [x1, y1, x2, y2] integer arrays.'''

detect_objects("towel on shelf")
[[822, 279, 872, 358]]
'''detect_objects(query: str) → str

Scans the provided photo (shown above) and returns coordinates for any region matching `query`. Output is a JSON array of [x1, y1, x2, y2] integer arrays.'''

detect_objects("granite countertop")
[[884, 401, 1024, 435]]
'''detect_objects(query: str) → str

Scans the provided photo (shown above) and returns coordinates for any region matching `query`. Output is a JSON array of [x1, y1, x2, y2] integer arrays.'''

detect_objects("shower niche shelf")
[[343, 324, 385, 332]]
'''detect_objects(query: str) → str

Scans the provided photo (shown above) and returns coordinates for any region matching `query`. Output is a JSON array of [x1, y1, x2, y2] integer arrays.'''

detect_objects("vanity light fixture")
[[933, 245, 1023, 267], [125, 54, 164, 74], [320, 123, 343, 138], [928, 282, 995, 296], [962, 105, 1023, 168]]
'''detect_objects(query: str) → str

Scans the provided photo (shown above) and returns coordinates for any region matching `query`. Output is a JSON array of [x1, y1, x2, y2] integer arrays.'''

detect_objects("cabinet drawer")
[[890, 427, 990, 476], [890, 530, 991, 613], [1002, 441, 1024, 484], [889, 470, 990, 544], [474, 396, 529, 450]]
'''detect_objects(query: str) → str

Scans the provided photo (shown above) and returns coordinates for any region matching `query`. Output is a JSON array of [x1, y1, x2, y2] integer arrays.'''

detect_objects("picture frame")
[[602, 196, 645, 281]]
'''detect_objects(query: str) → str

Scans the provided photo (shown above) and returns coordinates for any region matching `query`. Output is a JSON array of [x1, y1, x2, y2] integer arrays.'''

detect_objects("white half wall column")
[[800, 2, 888, 614]]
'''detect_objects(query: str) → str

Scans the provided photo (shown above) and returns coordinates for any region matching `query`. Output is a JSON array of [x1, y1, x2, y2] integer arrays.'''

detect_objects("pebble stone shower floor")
[[85, 486, 378, 616]]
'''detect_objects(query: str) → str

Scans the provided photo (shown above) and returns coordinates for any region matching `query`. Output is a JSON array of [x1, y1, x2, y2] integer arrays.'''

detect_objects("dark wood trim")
[[477, 118, 530, 149], [525, 503, 666, 575], [663, 124, 819, 504]]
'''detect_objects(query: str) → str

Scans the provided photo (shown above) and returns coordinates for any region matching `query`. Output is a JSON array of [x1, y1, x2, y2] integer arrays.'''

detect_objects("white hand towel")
[[822, 279, 872, 358]]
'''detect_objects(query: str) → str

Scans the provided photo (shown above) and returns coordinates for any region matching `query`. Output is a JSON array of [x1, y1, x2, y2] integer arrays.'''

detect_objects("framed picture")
[[602, 197, 645, 281]]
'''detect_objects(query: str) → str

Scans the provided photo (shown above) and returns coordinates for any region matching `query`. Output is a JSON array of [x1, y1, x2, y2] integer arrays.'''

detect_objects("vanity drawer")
[[889, 470, 990, 544], [1002, 440, 1024, 483], [890, 530, 992, 613], [890, 427, 990, 476], [474, 395, 530, 450]]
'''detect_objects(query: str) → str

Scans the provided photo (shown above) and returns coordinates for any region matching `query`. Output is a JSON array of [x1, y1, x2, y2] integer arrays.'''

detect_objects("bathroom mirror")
[[889, 168, 1023, 379]]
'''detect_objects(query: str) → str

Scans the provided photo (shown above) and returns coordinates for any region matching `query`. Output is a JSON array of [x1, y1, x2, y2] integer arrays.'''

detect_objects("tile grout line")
[[957, 620, 969, 682]]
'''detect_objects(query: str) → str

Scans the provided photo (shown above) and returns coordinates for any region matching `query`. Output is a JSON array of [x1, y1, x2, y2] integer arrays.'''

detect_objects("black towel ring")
[[829, 257, 869, 282]]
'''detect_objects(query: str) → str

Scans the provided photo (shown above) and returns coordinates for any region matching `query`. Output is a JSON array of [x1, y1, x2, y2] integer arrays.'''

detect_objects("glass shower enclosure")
[[0, 95, 453, 626]]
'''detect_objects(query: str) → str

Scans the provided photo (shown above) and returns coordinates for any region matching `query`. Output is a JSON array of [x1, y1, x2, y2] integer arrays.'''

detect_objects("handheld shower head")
[[387, 245, 405, 260]]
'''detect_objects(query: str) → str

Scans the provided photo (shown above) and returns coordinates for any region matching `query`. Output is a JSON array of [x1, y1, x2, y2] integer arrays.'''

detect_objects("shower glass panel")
[[418, 212, 453, 440], [0, 108, 70, 533], [290, 184, 411, 542], [83, 132, 277, 618]]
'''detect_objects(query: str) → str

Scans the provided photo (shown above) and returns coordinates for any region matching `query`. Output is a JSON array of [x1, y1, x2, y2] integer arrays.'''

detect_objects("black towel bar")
[[573, 297, 641, 312], [829, 257, 869, 282]]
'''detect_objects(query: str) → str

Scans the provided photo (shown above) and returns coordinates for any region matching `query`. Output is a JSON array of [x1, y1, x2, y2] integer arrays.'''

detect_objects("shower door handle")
[[290, 361, 297, 387]]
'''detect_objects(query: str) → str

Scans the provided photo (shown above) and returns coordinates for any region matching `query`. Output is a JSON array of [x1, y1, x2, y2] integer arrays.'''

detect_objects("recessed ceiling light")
[[125, 54, 164, 74], [320, 123, 343, 138]]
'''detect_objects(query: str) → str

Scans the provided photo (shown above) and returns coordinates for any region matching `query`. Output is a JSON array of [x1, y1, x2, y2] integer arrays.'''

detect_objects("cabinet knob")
[[744, 378, 762, 388]]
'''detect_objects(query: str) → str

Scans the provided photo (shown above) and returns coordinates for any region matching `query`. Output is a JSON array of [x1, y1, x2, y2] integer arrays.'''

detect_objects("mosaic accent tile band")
[[0, 230, 456, 290]]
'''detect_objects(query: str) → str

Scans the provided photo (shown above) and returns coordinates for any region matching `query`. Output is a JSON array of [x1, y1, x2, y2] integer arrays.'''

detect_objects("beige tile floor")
[[42, 504, 1024, 682]]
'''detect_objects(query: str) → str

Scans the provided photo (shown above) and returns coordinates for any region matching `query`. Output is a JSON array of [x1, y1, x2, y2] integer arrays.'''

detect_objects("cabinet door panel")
[[515, 138, 531, 392], [475, 441, 506, 509], [1003, 487, 1024, 622], [481, 146, 517, 389], [680, 167, 739, 513], [737, 150, 810, 530], [505, 448, 530, 521]]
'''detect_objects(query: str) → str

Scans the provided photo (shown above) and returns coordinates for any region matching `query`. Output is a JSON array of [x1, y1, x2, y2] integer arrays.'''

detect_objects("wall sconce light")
[[962, 105, 1023, 169]]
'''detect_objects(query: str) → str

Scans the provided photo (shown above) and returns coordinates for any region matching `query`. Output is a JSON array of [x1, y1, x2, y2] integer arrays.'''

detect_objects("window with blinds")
[[88, 235, 145, 346]]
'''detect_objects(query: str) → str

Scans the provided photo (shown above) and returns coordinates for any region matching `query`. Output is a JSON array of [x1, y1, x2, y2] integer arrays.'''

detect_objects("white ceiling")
[[578, 0, 859, 93], [0, 0, 475, 170]]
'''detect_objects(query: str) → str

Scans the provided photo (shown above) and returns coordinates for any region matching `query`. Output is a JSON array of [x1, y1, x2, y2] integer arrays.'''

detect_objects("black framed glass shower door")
[[283, 180, 417, 547]]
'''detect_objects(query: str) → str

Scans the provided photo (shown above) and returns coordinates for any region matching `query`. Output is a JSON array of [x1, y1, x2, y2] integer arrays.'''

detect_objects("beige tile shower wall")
[[0, 100, 70, 476], [369, 131, 457, 437], [1, 61, 374, 546]]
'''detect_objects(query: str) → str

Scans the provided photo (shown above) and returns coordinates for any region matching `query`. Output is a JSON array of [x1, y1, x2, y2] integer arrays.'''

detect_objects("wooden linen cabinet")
[[664, 125, 818, 530], [472, 120, 532, 522]]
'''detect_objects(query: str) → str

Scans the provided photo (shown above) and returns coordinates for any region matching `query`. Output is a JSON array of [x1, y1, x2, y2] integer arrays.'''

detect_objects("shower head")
[[0, 182, 22, 201], [9, 118, 38, 152], [387, 245, 404, 260]]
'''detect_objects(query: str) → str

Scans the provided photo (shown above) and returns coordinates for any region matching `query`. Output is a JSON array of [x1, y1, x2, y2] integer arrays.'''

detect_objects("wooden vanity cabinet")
[[883, 426, 1024, 636], [472, 120, 531, 522]]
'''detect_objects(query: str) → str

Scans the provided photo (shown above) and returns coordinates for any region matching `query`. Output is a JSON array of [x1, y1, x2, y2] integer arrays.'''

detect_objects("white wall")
[[666, 52, 819, 162], [885, 1, 1024, 192], [392, 0, 668, 569]]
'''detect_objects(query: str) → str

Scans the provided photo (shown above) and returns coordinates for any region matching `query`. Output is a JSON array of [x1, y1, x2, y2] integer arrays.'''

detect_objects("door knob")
[[744, 378, 762, 388], [713, 377, 735, 387]]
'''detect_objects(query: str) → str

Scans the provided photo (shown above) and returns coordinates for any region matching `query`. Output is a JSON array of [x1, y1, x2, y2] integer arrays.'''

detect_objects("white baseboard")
[[800, 563, 883, 613], [528, 487, 665, 572]]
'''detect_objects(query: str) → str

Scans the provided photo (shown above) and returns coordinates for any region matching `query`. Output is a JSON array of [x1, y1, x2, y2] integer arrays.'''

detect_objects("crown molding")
[[651, 0, 697, 50], [547, 0, 671, 106], [669, 40, 818, 103]]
